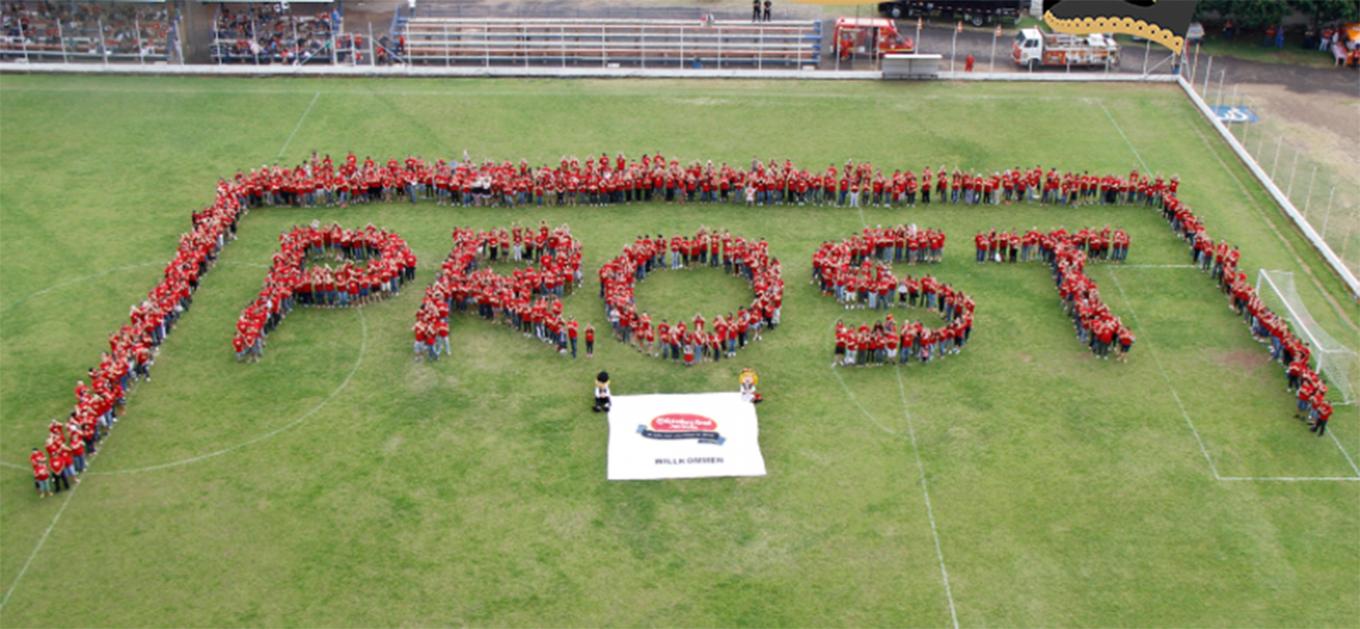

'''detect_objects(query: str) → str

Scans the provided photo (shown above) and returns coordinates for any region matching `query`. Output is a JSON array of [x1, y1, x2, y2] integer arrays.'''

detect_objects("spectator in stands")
[[212, 3, 335, 64], [1, 1, 170, 61], [762, 0, 771, 22]]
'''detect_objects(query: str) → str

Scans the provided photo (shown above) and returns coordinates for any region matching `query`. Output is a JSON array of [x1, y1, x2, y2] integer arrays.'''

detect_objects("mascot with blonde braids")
[[739, 368, 763, 405]]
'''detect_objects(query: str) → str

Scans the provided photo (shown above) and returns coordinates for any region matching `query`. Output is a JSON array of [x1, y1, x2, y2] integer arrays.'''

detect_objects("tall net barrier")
[[1257, 269, 1358, 405]]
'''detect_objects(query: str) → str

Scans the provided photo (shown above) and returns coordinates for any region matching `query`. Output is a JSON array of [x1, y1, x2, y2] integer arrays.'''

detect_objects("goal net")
[[1256, 269, 1358, 405]]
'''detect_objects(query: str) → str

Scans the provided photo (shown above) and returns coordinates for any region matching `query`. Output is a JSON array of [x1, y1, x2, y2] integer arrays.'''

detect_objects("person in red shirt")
[[1310, 399, 1333, 436], [1296, 380, 1316, 418], [48, 444, 71, 493], [31, 449, 51, 497], [584, 324, 595, 358], [67, 431, 86, 475], [1117, 328, 1135, 362]]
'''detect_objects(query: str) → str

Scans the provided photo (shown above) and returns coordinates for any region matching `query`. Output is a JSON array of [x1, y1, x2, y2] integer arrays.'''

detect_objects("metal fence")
[[1183, 55, 1359, 281]]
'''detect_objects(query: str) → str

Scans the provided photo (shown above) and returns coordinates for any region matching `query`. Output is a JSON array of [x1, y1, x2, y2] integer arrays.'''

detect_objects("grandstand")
[[0, 0, 179, 63], [400, 17, 823, 68], [208, 2, 339, 65]]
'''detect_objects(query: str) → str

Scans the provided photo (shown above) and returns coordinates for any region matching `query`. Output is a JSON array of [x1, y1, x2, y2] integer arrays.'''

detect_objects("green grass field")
[[1, 75, 1357, 627]]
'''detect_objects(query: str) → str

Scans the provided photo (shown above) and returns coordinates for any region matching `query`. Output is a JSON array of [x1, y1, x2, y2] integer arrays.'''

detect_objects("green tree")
[[1195, 0, 1288, 29], [1288, 0, 1360, 27]]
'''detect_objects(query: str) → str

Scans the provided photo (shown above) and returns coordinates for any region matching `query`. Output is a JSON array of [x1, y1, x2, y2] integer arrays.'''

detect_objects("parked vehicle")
[[834, 17, 914, 62], [1012, 28, 1119, 70]]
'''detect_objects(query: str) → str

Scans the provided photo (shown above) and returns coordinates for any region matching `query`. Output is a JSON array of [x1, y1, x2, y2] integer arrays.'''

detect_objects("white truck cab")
[[1013, 27, 1119, 71]]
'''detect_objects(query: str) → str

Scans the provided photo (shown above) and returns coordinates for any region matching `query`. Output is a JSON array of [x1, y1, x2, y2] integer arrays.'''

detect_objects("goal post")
[[1256, 269, 1358, 405]]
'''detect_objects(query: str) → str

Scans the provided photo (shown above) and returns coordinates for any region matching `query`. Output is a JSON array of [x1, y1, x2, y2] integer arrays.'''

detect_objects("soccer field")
[[1, 75, 1357, 627]]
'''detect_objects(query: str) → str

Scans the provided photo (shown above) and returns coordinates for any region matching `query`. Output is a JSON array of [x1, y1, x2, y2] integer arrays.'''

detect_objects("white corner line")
[[895, 368, 961, 629]]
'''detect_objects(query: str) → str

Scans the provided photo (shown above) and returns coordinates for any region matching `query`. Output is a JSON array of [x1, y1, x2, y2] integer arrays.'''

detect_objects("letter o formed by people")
[[599, 230, 783, 365]]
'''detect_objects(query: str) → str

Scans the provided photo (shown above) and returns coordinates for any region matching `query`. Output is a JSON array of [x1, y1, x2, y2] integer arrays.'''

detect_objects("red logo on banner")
[[650, 414, 718, 432]]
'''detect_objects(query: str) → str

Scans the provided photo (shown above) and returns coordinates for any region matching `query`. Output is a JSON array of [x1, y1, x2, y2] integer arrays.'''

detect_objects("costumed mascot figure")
[[593, 371, 612, 413], [739, 368, 763, 404]]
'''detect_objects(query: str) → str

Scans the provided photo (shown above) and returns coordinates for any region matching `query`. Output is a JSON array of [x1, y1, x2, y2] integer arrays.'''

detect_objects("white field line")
[[274, 91, 320, 162], [1179, 120, 1360, 475], [3, 259, 270, 314], [830, 366, 896, 436], [1099, 101, 1152, 174], [0, 308, 363, 474], [850, 176, 958, 627], [0, 83, 1086, 101], [1183, 123, 1358, 334], [1119, 264, 1197, 269], [0, 483, 77, 611], [895, 368, 961, 629], [99, 309, 367, 475], [1219, 476, 1360, 482], [1, 261, 162, 313], [1326, 430, 1360, 478], [1107, 268, 1222, 479], [2, 101, 315, 608], [1099, 113, 1357, 482], [0, 260, 272, 472]]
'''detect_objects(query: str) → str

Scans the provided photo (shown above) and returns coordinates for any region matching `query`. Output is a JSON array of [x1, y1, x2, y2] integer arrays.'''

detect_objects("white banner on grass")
[[606, 392, 766, 481]]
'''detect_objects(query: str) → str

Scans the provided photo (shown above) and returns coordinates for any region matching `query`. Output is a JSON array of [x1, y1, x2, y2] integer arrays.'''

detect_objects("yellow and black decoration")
[[1042, 0, 1200, 54]]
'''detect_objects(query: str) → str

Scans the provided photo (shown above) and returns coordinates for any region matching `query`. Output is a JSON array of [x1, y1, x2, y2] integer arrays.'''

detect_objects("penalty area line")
[[1109, 268, 1360, 483], [1106, 268, 1222, 479]]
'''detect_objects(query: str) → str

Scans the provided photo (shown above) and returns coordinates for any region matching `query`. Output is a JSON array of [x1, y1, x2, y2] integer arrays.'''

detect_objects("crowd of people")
[[975, 228, 1135, 359], [1161, 194, 1334, 435], [199, 151, 1186, 213], [233, 224, 416, 362], [974, 227, 1129, 264], [412, 224, 585, 360], [599, 230, 784, 365], [28, 142, 248, 496], [1, 1, 172, 59], [211, 3, 336, 64], [811, 225, 974, 366], [811, 225, 947, 310], [28, 152, 1345, 494]]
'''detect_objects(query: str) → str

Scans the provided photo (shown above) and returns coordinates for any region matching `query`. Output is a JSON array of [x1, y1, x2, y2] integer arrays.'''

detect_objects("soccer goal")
[[1256, 269, 1358, 405]]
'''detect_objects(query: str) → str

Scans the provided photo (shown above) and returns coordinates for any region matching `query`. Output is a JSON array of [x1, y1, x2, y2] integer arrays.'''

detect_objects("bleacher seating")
[[401, 17, 822, 68], [210, 3, 339, 65], [0, 0, 175, 63]]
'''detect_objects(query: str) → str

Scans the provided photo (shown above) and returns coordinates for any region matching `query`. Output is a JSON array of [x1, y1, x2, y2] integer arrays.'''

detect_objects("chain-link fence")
[[1184, 56, 1359, 281]]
